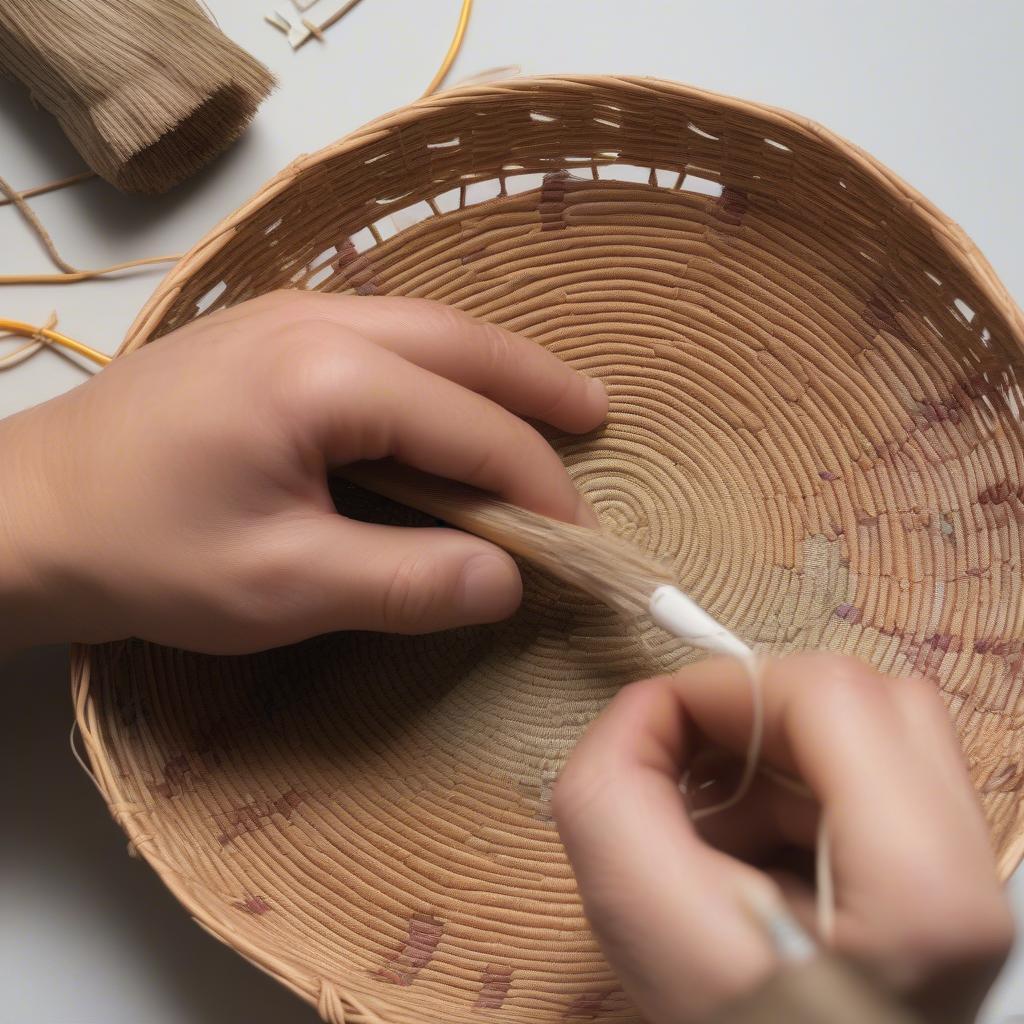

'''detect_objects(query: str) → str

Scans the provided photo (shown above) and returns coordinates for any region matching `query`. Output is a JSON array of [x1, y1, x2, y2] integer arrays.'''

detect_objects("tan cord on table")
[[1, 255, 181, 286], [0, 172, 76, 273], [0, 172, 179, 285], [0, 170, 96, 208]]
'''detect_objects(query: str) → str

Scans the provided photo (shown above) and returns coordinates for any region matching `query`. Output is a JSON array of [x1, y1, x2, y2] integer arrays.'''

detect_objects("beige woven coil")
[[72, 77, 1024, 1024]]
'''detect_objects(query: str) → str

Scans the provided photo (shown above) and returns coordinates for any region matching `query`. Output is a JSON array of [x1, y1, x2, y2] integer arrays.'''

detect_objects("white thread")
[[691, 650, 764, 822]]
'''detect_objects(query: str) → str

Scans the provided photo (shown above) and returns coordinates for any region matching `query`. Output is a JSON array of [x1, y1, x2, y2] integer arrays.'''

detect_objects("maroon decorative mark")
[[861, 290, 907, 341], [540, 170, 571, 231], [716, 186, 749, 226], [974, 638, 1021, 658], [898, 633, 964, 673], [215, 789, 304, 845], [978, 480, 1024, 506], [918, 399, 962, 425], [981, 761, 1023, 794], [274, 789, 303, 816], [475, 965, 513, 1009], [834, 603, 862, 625], [335, 237, 381, 295], [927, 633, 960, 654], [233, 894, 270, 915], [115, 691, 143, 728], [565, 990, 616, 1020], [196, 716, 232, 768], [153, 754, 191, 798], [818, 470, 839, 482], [960, 373, 999, 401], [374, 914, 444, 986]]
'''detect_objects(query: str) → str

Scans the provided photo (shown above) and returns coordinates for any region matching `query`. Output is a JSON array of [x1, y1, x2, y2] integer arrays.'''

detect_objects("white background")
[[0, 1, 1021, 1021]]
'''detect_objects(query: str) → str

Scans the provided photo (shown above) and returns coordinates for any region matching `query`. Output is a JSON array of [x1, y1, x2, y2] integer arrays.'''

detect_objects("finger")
[[661, 655, 1008, 965], [223, 292, 608, 434], [292, 516, 522, 634], [661, 656, 991, 864], [553, 677, 776, 1024], [298, 329, 596, 525], [689, 766, 820, 861]]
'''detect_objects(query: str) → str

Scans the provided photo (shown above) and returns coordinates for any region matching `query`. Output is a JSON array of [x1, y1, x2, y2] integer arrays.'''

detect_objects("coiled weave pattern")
[[73, 77, 1024, 1023]]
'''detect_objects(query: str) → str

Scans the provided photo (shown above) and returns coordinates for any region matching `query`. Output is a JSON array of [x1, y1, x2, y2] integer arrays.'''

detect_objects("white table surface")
[[1, 2, 1021, 1021]]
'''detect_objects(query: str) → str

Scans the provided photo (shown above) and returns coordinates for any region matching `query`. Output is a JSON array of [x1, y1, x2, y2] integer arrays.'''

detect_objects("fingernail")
[[457, 554, 521, 623], [575, 492, 600, 528], [586, 375, 609, 415]]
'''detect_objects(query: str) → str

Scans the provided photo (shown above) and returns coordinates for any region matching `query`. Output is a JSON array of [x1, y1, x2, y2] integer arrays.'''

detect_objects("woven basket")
[[72, 76, 1024, 1024]]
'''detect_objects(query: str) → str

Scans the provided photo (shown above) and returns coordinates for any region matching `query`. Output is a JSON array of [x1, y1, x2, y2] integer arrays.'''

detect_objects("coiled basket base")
[[73, 77, 1024, 1024]]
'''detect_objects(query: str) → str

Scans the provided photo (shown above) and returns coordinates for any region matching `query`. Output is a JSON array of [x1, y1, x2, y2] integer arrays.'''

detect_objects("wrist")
[[0, 410, 68, 651]]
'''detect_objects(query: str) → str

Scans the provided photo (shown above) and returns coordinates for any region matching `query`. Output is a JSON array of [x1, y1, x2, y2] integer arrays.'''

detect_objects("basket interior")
[[83, 79, 1024, 1024]]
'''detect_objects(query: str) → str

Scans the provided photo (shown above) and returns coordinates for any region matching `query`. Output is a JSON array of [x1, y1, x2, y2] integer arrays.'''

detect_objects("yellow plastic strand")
[[422, 0, 472, 97], [0, 318, 111, 366]]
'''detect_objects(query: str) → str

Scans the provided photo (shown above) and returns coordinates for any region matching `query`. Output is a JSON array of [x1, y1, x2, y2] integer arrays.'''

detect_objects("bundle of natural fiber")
[[0, 0, 274, 193], [73, 77, 1024, 1023]]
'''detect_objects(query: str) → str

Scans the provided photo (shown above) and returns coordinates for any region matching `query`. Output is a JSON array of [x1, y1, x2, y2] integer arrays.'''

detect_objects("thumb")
[[302, 517, 523, 634]]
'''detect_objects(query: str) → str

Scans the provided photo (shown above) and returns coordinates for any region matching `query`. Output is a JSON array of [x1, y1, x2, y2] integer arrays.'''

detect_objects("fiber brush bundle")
[[0, 0, 274, 193], [73, 77, 1024, 1024]]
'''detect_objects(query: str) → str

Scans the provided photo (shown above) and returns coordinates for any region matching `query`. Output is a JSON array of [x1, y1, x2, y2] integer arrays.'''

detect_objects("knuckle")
[[461, 440, 502, 489], [890, 896, 1014, 966], [257, 288, 331, 324], [789, 652, 884, 702], [550, 758, 603, 830], [480, 320, 516, 375], [380, 553, 443, 633], [552, 677, 665, 828], [231, 532, 305, 621], [402, 296, 474, 337], [896, 672, 947, 713], [534, 362, 579, 420], [272, 328, 364, 406]]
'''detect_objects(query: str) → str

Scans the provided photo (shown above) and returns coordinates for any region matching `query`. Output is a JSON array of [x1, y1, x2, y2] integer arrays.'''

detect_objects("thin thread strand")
[[691, 652, 765, 822]]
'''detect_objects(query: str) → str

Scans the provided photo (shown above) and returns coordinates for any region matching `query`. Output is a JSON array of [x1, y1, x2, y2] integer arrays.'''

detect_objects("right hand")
[[553, 654, 1014, 1023]]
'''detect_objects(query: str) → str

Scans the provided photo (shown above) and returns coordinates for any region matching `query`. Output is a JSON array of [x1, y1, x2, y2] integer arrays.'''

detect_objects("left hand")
[[0, 292, 607, 654]]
